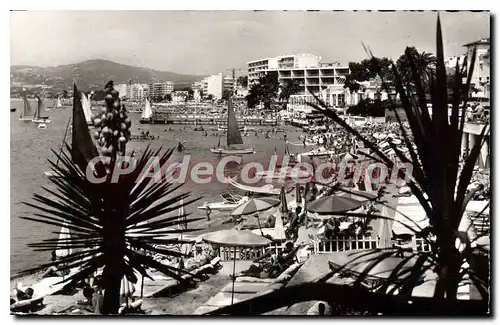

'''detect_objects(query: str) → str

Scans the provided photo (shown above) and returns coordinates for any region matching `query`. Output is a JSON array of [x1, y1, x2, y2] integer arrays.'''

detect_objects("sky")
[[10, 11, 490, 76]]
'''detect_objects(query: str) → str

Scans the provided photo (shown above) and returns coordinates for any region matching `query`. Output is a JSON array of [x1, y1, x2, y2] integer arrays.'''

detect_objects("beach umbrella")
[[307, 195, 362, 215], [344, 152, 358, 161], [378, 207, 393, 248], [120, 275, 136, 297], [337, 189, 377, 202], [56, 222, 72, 258], [178, 199, 187, 235], [279, 186, 288, 214], [230, 197, 280, 216], [202, 229, 271, 305], [273, 209, 287, 242]]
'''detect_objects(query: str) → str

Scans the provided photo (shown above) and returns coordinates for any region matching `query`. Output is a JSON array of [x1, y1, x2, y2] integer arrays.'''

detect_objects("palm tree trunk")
[[102, 182, 127, 314]]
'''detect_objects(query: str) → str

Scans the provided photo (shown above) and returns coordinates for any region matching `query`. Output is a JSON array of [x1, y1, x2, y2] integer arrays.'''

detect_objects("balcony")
[[335, 68, 350, 76], [306, 69, 320, 77], [320, 69, 335, 77], [321, 77, 336, 85]]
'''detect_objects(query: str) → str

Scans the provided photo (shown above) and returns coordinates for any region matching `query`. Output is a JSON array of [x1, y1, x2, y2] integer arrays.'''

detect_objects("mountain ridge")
[[11, 59, 205, 90]]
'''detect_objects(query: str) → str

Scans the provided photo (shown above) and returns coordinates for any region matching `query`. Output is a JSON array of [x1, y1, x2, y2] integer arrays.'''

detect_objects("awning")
[[392, 196, 430, 235]]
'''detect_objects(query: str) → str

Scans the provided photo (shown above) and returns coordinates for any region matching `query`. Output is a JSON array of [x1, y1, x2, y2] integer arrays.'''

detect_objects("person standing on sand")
[[206, 206, 211, 221], [92, 286, 103, 315]]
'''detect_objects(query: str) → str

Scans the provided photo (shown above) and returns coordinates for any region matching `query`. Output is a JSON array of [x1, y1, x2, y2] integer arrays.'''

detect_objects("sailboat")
[[19, 94, 35, 122], [81, 92, 93, 126], [210, 97, 254, 155], [139, 99, 153, 124], [54, 97, 64, 109], [32, 96, 52, 124], [44, 86, 98, 178]]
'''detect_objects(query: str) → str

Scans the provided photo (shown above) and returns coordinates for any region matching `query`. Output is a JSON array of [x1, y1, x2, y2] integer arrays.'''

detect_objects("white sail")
[[57, 97, 62, 108], [81, 92, 92, 123], [56, 222, 72, 258], [141, 99, 153, 119]]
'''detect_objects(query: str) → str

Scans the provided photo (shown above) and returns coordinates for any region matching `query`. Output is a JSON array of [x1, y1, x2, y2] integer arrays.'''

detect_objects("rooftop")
[[463, 38, 490, 47]]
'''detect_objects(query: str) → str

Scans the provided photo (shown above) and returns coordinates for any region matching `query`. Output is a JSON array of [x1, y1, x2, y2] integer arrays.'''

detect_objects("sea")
[[10, 99, 304, 274]]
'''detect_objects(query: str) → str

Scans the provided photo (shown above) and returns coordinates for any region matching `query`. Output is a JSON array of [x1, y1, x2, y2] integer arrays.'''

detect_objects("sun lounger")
[[220, 282, 283, 294], [236, 276, 275, 284], [11, 273, 75, 312], [194, 305, 220, 315], [210, 257, 221, 267]]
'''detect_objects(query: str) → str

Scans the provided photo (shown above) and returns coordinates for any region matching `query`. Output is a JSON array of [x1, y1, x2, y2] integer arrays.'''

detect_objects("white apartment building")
[[446, 55, 466, 69], [193, 89, 201, 102], [464, 38, 490, 99], [288, 78, 389, 110], [223, 76, 234, 93], [201, 73, 224, 99], [247, 53, 349, 100], [114, 83, 128, 99], [131, 84, 149, 102], [149, 81, 174, 99]]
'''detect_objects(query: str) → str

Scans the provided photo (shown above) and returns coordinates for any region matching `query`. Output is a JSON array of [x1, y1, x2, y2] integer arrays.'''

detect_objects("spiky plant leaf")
[[21, 143, 201, 314]]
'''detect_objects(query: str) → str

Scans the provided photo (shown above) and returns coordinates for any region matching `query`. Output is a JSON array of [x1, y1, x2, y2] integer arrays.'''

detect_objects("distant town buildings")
[[172, 90, 188, 103], [200, 73, 223, 99], [115, 83, 150, 101], [132, 84, 149, 102], [223, 76, 235, 93], [195, 74, 235, 99], [114, 83, 128, 98], [149, 81, 174, 99]]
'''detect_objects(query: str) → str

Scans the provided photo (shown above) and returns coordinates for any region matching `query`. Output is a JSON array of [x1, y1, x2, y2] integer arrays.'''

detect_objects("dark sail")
[[71, 84, 99, 172], [226, 97, 243, 147], [34, 96, 49, 119], [22, 93, 34, 117]]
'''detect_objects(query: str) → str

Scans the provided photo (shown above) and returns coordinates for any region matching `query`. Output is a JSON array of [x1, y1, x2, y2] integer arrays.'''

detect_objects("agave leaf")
[[204, 282, 487, 315], [376, 252, 418, 294]]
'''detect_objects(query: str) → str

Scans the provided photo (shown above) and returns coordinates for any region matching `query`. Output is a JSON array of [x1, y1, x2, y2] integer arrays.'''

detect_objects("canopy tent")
[[392, 196, 430, 236], [465, 200, 490, 215], [327, 250, 420, 288], [202, 229, 271, 305]]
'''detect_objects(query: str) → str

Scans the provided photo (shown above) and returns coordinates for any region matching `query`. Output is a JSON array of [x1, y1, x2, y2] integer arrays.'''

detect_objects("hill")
[[11, 59, 204, 92]]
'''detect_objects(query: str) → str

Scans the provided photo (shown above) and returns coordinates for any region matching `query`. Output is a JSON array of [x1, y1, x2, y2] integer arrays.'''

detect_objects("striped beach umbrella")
[[307, 195, 362, 215], [230, 197, 280, 216]]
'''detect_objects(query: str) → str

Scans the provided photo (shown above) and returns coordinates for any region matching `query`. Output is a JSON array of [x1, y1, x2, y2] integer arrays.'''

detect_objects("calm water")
[[10, 100, 304, 274]]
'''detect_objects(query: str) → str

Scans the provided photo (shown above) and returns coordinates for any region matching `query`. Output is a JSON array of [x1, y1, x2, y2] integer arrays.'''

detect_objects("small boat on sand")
[[298, 147, 337, 158], [197, 192, 249, 211], [227, 179, 283, 195]]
